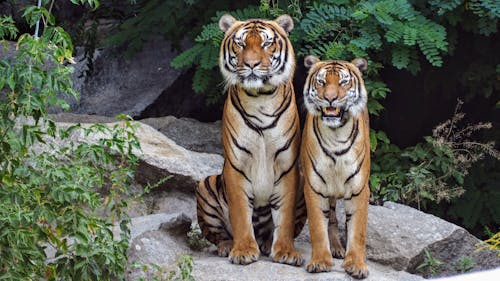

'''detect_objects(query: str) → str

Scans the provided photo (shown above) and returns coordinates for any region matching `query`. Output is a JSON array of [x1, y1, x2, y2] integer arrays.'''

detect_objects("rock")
[[138, 68, 224, 123], [69, 37, 185, 117], [141, 116, 223, 155], [146, 190, 197, 221], [126, 212, 191, 240], [132, 120, 223, 191], [125, 212, 192, 280], [46, 116, 224, 193], [191, 242, 423, 281], [297, 201, 500, 277]]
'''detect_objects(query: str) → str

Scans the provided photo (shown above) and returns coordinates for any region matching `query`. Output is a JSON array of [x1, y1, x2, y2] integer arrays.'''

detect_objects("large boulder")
[[141, 116, 223, 155], [49, 114, 223, 193], [68, 38, 185, 117], [298, 201, 500, 277]]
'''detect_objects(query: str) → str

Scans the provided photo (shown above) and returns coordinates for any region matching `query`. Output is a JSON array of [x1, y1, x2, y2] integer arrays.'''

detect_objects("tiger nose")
[[325, 91, 338, 103], [244, 59, 261, 69]]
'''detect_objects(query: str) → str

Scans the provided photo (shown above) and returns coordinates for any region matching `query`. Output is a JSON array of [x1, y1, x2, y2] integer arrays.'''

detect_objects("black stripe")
[[228, 157, 252, 183], [312, 187, 330, 199], [337, 119, 358, 144], [230, 90, 262, 135], [309, 152, 327, 185], [229, 131, 253, 156], [197, 197, 222, 218], [260, 85, 292, 131], [306, 178, 330, 199], [344, 154, 365, 185], [322, 209, 330, 218], [244, 89, 258, 97], [334, 118, 359, 156], [254, 205, 271, 214], [274, 152, 299, 185], [313, 116, 336, 163], [346, 213, 352, 223], [274, 129, 296, 160], [269, 193, 282, 210], [234, 89, 264, 123]]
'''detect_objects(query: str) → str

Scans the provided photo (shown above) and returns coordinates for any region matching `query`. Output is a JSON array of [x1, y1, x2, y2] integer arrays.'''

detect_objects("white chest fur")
[[224, 86, 298, 206]]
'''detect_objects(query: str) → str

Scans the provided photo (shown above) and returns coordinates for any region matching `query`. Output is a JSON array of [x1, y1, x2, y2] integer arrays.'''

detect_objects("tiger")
[[300, 55, 370, 279], [195, 14, 306, 266]]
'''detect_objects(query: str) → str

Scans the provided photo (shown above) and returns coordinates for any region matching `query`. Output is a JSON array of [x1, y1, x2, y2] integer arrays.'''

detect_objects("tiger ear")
[[351, 58, 368, 75], [304, 55, 320, 69], [219, 14, 237, 32], [275, 14, 294, 33]]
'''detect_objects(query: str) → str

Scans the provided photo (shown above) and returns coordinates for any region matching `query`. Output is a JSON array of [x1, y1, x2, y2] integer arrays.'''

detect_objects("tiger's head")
[[218, 14, 295, 93], [303, 55, 368, 128]]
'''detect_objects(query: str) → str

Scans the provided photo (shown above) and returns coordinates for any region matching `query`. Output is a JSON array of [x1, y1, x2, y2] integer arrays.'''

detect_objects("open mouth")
[[321, 106, 344, 119]]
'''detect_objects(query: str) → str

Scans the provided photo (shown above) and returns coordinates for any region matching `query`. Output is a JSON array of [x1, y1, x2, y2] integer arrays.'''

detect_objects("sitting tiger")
[[301, 55, 370, 279], [195, 14, 306, 266]]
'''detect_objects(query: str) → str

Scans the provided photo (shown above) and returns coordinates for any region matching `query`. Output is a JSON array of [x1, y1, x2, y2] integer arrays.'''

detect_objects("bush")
[[0, 1, 138, 280], [370, 100, 499, 208]]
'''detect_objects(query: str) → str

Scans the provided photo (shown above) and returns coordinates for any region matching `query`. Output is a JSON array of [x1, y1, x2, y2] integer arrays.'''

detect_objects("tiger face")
[[219, 14, 295, 92], [303, 55, 368, 128]]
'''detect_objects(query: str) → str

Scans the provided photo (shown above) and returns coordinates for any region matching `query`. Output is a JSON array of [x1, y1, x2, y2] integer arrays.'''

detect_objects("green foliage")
[[169, 0, 451, 106], [416, 249, 444, 277], [477, 231, 500, 256], [135, 254, 195, 281], [453, 257, 475, 273], [0, 16, 18, 40], [105, 0, 254, 55], [187, 225, 211, 251], [370, 101, 499, 208], [0, 1, 138, 280]]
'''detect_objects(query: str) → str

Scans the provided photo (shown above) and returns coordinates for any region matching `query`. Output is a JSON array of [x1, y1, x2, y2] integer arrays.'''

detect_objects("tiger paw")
[[260, 239, 272, 256], [270, 247, 304, 266], [228, 245, 259, 265], [343, 253, 369, 279], [217, 240, 233, 257], [305, 257, 333, 273], [330, 238, 346, 259]]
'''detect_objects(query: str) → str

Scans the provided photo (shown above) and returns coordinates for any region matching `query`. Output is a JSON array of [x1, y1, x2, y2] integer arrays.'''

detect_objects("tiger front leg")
[[270, 167, 304, 266], [329, 198, 346, 258], [343, 183, 369, 279], [304, 180, 332, 273], [224, 167, 260, 265]]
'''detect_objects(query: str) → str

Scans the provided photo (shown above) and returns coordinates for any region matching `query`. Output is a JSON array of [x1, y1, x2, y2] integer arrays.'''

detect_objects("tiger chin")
[[195, 14, 306, 267], [301, 55, 370, 279]]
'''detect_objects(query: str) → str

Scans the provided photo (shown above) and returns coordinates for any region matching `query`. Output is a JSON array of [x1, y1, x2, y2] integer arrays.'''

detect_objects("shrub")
[[0, 1, 138, 280]]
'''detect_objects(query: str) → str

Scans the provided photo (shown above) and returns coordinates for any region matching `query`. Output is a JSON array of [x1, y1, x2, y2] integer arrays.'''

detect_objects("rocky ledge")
[[47, 114, 500, 280]]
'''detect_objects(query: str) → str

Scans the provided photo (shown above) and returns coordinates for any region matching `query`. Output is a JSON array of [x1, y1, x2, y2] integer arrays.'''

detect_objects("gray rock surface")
[[191, 242, 424, 281], [69, 38, 184, 117], [132, 120, 223, 192], [46, 117, 223, 193], [126, 212, 192, 281], [297, 201, 500, 276], [141, 116, 223, 155]]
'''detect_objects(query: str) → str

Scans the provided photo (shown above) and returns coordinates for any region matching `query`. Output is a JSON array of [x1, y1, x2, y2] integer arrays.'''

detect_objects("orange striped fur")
[[196, 14, 306, 266], [301, 55, 370, 278]]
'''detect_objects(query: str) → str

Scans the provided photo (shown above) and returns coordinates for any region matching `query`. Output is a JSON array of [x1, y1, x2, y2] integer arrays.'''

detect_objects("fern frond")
[[392, 46, 410, 69], [192, 66, 211, 94], [170, 44, 204, 69], [429, 0, 464, 15], [199, 45, 219, 70], [195, 23, 222, 44]]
